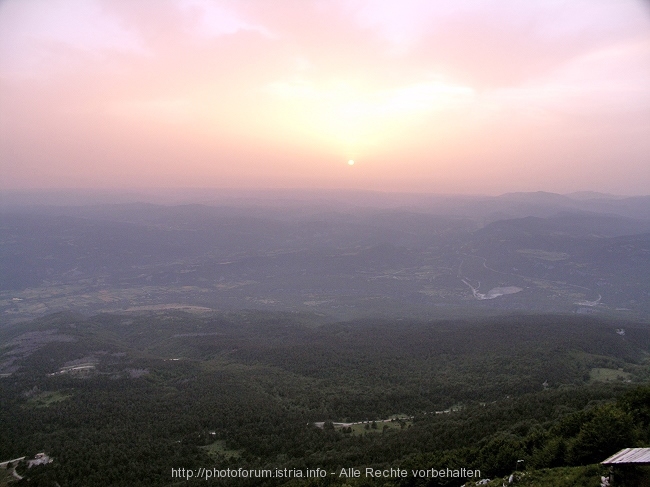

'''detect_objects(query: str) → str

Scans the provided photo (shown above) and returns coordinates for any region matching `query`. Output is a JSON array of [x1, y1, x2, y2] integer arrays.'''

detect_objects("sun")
[[348, 160, 355, 166]]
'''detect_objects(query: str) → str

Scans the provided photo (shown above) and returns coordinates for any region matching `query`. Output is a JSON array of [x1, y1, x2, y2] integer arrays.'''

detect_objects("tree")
[[568, 404, 636, 465]]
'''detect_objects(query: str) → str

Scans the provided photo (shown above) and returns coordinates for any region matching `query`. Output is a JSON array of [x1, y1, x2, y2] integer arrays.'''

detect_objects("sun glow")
[[1, 0, 649, 193], [263, 78, 476, 158]]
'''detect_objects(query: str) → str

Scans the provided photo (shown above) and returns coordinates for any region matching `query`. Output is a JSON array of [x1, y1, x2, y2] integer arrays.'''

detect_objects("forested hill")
[[2, 310, 650, 486]]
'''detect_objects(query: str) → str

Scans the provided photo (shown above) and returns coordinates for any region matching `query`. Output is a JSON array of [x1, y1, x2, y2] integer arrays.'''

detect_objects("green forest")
[[1, 310, 650, 486]]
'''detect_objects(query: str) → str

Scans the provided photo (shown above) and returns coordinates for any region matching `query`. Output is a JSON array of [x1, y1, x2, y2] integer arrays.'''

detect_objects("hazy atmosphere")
[[1, 0, 650, 194], [4, 3, 650, 486]]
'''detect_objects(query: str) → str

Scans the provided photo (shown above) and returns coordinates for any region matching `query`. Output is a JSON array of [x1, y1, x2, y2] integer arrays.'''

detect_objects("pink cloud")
[[1, 0, 649, 194]]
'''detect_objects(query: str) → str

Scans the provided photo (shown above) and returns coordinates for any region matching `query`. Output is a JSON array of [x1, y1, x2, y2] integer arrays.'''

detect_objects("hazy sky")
[[1, 0, 649, 195]]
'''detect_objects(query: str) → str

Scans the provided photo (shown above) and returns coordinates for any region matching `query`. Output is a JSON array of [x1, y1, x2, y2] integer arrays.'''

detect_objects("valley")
[[2, 193, 649, 324], [1, 191, 650, 486]]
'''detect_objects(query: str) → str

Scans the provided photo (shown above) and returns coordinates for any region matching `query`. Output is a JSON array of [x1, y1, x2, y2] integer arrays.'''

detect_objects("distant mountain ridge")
[[2, 195, 650, 322]]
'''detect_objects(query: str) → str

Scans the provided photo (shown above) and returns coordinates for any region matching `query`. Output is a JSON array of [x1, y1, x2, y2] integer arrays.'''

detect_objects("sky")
[[1, 0, 649, 195]]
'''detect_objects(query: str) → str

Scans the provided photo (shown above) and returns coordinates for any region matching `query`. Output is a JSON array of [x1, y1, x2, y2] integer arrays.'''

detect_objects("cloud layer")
[[1, 0, 649, 194]]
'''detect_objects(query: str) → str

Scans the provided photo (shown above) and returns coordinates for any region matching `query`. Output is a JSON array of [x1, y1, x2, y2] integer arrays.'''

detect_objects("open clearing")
[[589, 367, 632, 382], [200, 440, 241, 459], [27, 390, 71, 408], [516, 249, 570, 261]]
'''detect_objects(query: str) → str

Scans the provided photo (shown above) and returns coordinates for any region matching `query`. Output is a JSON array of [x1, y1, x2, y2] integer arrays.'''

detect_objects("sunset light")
[[3, 4, 650, 483], [1, 0, 649, 194]]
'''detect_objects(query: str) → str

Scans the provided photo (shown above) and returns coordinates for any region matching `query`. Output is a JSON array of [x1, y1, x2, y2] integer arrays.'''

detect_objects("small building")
[[601, 448, 650, 486], [27, 453, 52, 468]]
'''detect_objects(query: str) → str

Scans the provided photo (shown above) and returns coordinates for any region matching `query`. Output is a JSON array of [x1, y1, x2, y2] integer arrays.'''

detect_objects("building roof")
[[602, 448, 650, 465]]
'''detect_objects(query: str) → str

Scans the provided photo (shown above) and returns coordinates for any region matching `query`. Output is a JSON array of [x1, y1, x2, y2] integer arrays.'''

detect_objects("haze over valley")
[[2, 0, 650, 485], [2, 190, 650, 325], [2, 189, 650, 486]]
